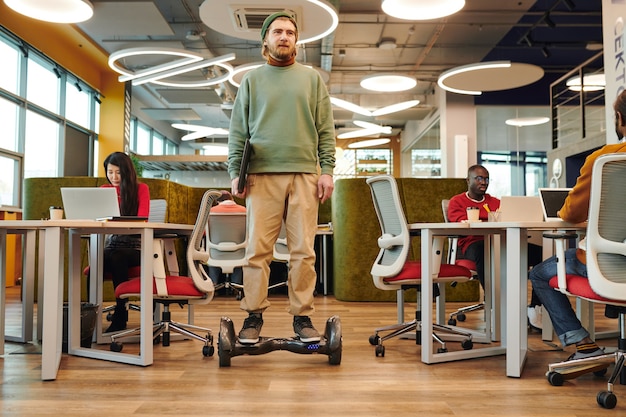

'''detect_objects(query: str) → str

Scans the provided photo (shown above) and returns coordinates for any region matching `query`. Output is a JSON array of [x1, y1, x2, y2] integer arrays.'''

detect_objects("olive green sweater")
[[228, 62, 336, 178]]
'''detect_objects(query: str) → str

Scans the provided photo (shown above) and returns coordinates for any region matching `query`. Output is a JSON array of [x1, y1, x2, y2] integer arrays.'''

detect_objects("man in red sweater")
[[448, 165, 544, 329], [447, 164, 500, 289]]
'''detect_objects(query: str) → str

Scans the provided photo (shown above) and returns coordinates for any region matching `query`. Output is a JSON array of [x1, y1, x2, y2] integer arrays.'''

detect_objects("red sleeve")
[[447, 193, 468, 222], [137, 183, 150, 217]]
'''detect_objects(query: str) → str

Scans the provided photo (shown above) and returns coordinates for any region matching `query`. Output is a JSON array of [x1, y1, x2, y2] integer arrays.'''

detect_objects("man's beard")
[[269, 44, 295, 61]]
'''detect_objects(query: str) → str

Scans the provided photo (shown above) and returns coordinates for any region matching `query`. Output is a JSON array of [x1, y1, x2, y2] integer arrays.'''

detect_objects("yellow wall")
[[0, 3, 126, 176]]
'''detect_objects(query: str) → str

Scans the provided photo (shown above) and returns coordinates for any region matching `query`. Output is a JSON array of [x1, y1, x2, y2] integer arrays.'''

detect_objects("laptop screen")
[[538, 188, 572, 221], [61, 187, 120, 220]]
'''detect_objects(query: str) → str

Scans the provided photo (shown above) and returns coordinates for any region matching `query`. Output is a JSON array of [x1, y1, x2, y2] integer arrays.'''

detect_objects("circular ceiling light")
[[5, 0, 94, 23], [347, 138, 391, 149], [505, 117, 550, 127], [360, 74, 417, 92], [438, 61, 544, 95], [566, 73, 605, 92], [381, 0, 465, 20]]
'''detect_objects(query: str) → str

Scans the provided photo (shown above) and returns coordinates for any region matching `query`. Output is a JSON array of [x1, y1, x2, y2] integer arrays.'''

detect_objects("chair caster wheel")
[[110, 342, 123, 352], [369, 334, 380, 346], [461, 339, 473, 350], [597, 391, 617, 409], [448, 318, 457, 325], [547, 371, 564, 386], [456, 313, 466, 322], [437, 347, 448, 353], [203, 344, 214, 357], [375, 345, 385, 357], [106, 312, 114, 322]]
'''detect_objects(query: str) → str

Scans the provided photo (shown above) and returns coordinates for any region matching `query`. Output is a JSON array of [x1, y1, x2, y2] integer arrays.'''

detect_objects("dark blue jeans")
[[529, 248, 590, 346]]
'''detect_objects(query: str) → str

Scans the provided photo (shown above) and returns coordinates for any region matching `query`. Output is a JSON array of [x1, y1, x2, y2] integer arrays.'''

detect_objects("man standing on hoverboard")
[[228, 11, 336, 344]]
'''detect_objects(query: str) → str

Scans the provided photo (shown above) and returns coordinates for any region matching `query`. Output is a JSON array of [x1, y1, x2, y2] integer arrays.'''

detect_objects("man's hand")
[[318, 174, 334, 203], [232, 178, 246, 198]]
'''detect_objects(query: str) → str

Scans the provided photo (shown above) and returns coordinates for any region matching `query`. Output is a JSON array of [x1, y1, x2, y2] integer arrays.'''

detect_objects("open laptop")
[[61, 187, 121, 220], [498, 196, 544, 222], [538, 188, 572, 221]]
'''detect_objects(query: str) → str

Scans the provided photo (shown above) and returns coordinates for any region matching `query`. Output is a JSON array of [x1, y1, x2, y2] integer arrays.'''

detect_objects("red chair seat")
[[549, 274, 626, 304], [115, 275, 205, 299], [383, 260, 472, 284], [454, 259, 477, 271]]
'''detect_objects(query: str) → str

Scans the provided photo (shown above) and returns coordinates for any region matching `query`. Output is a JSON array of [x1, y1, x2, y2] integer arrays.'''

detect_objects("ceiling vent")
[[231, 7, 298, 33]]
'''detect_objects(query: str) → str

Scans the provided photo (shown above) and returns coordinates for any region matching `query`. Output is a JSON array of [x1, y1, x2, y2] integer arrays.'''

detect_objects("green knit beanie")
[[260, 11, 297, 41]]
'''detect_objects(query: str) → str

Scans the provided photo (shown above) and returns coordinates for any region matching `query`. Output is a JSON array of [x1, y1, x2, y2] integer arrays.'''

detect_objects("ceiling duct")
[[232, 8, 298, 32]]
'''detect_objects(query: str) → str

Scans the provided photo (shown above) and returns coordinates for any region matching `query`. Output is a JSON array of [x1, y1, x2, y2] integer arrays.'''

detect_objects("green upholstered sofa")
[[22, 176, 332, 302], [330, 177, 480, 302]]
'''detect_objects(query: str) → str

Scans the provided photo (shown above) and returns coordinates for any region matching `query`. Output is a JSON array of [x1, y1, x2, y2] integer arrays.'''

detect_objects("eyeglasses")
[[472, 176, 490, 183]]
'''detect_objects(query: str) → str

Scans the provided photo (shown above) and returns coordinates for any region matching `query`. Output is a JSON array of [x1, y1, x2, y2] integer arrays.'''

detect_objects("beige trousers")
[[240, 173, 319, 316]]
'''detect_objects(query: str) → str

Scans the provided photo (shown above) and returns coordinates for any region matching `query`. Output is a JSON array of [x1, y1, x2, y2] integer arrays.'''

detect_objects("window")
[[135, 123, 151, 155], [479, 151, 547, 197], [0, 96, 19, 152], [24, 110, 59, 177], [0, 150, 22, 206], [26, 56, 59, 114], [0, 40, 20, 95], [65, 79, 91, 128]]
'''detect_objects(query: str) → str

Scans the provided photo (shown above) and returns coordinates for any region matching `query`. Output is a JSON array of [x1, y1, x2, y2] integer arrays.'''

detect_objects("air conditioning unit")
[[230, 7, 299, 33]]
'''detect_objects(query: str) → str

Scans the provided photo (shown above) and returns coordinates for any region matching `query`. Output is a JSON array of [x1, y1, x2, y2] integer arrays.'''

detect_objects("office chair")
[[366, 175, 475, 357], [90, 199, 176, 321], [109, 190, 220, 356], [206, 210, 247, 299], [441, 199, 482, 325], [543, 153, 626, 409]]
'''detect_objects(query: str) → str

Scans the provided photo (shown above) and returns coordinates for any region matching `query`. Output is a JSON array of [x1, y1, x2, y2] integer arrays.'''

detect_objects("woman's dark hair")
[[103, 152, 139, 216]]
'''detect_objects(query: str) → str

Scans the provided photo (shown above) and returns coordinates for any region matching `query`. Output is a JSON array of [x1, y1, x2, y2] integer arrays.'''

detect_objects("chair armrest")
[[378, 233, 404, 249], [207, 241, 246, 252], [542, 231, 578, 240]]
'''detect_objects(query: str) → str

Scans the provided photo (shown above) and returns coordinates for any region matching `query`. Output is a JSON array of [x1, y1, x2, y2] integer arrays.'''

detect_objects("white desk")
[[411, 222, 506, 365], [411, 220, 585, 377], [1, 220, 193, 381]]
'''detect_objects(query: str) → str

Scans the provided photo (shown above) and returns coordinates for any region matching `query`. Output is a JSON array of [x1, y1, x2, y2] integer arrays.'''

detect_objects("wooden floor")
[[2, 286, 625, 416]]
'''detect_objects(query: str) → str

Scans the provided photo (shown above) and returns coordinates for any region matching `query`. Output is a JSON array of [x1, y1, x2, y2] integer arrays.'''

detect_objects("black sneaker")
[[238, 313, 263, 344], [293, 316, 321, 343], [567, 347, 605, 361]]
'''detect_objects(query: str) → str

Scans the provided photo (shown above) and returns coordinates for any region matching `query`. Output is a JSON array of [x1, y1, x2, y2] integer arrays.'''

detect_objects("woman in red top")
[[101, 152, 150, 333]]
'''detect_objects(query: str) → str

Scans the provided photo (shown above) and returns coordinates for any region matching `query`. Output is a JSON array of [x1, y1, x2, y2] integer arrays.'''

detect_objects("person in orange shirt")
[[530, 90, 626, 360]]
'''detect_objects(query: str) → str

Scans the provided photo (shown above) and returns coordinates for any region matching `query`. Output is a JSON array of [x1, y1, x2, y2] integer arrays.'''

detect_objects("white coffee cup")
[[49, 206, 64, 220], [466, 207, 480, 222]]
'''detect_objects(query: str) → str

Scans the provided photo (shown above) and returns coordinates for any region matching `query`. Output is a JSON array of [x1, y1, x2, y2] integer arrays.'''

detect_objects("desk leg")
[[420, 228, 435, 363], [139, 228, 153, 366], [41, 227, 64, 381], [22, 230, 35, 342], [506, 227, 528, 378]]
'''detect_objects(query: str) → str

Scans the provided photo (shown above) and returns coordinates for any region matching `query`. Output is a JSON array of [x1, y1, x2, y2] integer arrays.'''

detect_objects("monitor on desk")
[[61, 187, 120, 220], [538, 188, 572, 221]]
